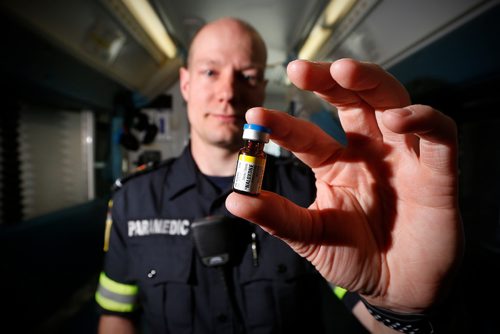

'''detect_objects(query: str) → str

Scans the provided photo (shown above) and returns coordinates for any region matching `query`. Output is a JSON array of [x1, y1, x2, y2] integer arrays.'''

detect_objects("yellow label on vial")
[[234, 155, 266, 194], [238, 155, 265, 165]]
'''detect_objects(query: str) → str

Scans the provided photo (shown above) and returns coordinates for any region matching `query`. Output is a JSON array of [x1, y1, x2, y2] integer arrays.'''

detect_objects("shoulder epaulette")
[[111, 158, 175, 192]]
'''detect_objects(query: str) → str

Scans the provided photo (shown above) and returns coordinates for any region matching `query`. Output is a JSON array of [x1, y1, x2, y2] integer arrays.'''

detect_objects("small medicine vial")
[[233, 123, 271, 195]]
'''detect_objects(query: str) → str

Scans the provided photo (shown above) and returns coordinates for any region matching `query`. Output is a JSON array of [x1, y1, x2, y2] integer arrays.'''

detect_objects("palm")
[[300, 129, 459, 311]]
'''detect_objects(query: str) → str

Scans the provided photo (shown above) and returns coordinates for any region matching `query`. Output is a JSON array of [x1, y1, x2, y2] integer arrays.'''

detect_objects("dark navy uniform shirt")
[[97, 146, 334, 334]]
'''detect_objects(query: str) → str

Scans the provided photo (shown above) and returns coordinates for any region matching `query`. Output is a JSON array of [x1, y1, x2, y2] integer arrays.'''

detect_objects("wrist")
[[360, 297, 435, 333], [359, 290, 462, 334]]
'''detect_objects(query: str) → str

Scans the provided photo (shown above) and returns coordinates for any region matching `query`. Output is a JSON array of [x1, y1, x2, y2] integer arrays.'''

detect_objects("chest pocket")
[[238, 233, 326, 334], [130, 236, 194, 334]]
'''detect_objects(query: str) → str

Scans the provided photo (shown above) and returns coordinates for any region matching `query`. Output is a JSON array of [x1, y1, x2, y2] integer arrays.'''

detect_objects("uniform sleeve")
[[95, 197, 140, 317]]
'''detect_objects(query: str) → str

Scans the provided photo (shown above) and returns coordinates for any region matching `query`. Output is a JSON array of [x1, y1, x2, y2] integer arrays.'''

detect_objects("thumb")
[[226, 190, 313, 242]]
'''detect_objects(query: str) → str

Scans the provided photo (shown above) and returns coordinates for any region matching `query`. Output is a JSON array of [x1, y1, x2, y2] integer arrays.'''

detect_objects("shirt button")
[[216, 313, 228, 323], [277, 264, 287, 274], [147, 269, 157, 278]]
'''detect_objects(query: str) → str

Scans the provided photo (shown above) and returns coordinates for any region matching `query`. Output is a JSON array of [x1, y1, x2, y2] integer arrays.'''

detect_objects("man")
[[97, 17, 464, 334], [97, 17, 345, 334]]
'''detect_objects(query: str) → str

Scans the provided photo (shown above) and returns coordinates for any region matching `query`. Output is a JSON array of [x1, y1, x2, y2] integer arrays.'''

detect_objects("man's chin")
[[212, 137, 243, 151]]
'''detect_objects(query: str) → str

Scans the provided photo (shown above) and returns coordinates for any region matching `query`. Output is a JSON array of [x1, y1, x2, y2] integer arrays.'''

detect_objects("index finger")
[[288, 59, 410, 110], [246, 107, 341, 169], [288, 58, 411, 142]]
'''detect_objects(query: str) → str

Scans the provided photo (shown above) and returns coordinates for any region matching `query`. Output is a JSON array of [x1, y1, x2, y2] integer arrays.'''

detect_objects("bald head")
[[178, 16, 268, 162], [187, 17, 267, 68]]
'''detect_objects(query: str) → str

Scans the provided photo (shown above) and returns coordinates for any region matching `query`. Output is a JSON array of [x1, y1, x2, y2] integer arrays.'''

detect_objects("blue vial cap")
[[243, 123, 271, 134]]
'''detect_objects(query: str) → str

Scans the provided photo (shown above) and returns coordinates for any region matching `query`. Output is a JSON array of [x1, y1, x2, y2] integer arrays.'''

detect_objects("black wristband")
[[360, 298, 434, 333]]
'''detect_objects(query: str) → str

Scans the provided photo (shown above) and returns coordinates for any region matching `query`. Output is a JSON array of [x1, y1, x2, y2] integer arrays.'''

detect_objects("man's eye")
[[243, 74, 256, 81], [241, 73, 259, 85], [204, 69, 215, 77]]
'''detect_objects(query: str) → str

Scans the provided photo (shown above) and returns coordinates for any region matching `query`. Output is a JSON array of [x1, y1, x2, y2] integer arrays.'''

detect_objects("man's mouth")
[[211, 114, 244, 123]]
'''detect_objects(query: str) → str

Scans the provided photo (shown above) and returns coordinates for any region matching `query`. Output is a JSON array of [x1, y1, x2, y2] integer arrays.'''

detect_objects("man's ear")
[[179, 67, 190, 101]]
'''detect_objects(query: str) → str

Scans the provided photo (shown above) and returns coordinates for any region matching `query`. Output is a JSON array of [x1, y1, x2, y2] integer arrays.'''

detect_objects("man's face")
[[180, 21, 267, 151]]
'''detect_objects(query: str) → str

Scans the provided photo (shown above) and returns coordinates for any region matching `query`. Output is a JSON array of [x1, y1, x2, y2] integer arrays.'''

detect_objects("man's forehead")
[[188, 20, 266, 68], [191, 57, 265, 70]]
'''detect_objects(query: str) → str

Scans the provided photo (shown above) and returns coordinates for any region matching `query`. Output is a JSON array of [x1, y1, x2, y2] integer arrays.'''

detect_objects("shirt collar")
[[164, 144, 230, 201]]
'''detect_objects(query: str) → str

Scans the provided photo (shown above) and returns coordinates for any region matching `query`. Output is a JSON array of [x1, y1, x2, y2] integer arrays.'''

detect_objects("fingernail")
[[389, 108, 412, 117]]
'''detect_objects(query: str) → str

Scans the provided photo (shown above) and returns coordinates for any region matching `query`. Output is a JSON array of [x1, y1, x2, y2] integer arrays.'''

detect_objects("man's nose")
[[217, 72, 235, 102]]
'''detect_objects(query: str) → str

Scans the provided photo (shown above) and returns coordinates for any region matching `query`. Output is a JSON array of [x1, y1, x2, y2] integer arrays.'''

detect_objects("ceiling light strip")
[[298, 0, 358, 60], [101, 0, 176, 63]]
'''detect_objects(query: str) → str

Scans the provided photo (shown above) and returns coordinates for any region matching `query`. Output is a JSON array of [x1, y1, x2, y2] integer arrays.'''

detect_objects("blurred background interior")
[[0, 0, 499, 333]]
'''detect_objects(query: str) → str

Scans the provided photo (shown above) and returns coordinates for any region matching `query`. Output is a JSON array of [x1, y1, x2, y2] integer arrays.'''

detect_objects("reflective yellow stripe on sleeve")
[[103, 200, 113, 252], [333, 286, 348, 299], [95, 272, 138, 313]]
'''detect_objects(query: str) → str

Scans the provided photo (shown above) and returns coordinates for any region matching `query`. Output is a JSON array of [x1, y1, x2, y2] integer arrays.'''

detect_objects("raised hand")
[[226, 59, 463, 313]]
